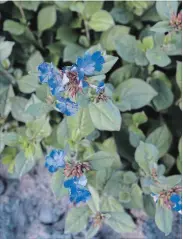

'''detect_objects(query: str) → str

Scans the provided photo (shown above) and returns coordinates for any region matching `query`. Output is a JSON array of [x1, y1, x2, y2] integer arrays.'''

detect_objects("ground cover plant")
[[0, 0, 182, 237]]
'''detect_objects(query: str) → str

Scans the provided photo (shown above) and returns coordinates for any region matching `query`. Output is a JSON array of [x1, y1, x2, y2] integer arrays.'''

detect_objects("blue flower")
[[38, 62, 54, 84], [76, 51, 105, 80], [48, 73, 65, 96], [170, 194, 182, 212], [45, 149, 65, 173], [38, 62, 69, 96], [64, 175, 91, 204], [96, 81, 105, 94], [56, 97, 78, 116]]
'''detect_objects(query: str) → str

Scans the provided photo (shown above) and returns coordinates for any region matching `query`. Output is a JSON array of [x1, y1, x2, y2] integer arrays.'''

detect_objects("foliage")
[[0, 0, 182, 237]]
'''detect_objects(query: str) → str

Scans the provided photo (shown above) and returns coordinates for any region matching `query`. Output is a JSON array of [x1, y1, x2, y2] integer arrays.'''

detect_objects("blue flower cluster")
[[170, 193, 182, 212], [38, 51, 105, 116], [45, 149, 91, 204], [151, 192, 182, 214], [64, 175, 91, 204], [45, 149, 65, 173]]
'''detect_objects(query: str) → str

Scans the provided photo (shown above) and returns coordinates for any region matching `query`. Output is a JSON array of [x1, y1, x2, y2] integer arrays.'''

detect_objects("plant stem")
[[17, 3, 26, 24], [84, 20, 90, 44]]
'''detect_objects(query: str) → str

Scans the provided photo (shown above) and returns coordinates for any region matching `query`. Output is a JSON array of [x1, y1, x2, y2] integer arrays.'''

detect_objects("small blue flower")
[[56, 97, 78, 116], [45, 149, 65, 173], [76, 51, 105, 80], [96, 81, 105, 94], [170, 194, 182, 212], [38, 62, 54, 84], [69, 186, 91, 204], [64, 175, 91, 204], [48, 73, 65, 96]]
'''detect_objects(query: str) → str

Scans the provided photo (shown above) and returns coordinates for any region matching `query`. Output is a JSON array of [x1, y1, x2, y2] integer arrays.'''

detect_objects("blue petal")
[[48, 165, 57, 173], [56, 98, 78, 116], [45, 149, 65, 173], [170, 194, 181, 203], [64, 177, 77, 188], [69, 186, 91, 204], [38, 62, 51, 74]]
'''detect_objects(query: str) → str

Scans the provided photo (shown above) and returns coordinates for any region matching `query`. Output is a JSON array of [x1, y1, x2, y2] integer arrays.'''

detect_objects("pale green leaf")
[[105, 212, 136, 233], [4, 20, 26, 35], [155, 203, 173, 235], [89, 100, 122, 131], [65, 206, 90, 234], [18, 75, 39, 94], [88, 10, 114, 32], [67, 107, 95, 141], [38, 6, 56, 32], [146, 124, 172, 158], [113, 78, 157, 112], [135, 141, 159, 174]]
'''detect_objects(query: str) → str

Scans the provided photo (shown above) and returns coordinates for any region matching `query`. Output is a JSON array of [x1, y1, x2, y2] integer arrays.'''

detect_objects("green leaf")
[[38, 6, 56, 32], [115, 35, 148, 66], [176, 61, 182, 91], [0, 72, 15, 117], [156, 1, 178, 20], [104, 171, 124, 197], [111, 7, 134, 24], [65, 206, 90, 234], [67, 107, 95, 141], [18, 75, 39, 94], [88, 10, 114, 32], [146, 124, 172, 158], [100, 55, 118, 74], [119, 191, 131, 203], [11, 96, 34, 123], [135, 141, 159, 174], [123, 171, 137, 184], [51, 169, 67, 198], [0, 40, 14, 61], [63, 43, 85, 63], [4, 20, 26, 35], [132, 111, 148, 127], [150, 79, 174, 111], [4, 132, 19, 146], [89, 100, 122, 131], [155, 203, 173, 235], [56, 26, 78, 45], [130, 184, 143, 209], [25, 102, 53, 117], [146, 47, 171, 67], [109, 64, 139, 87], [15, 151, 35, 177], [87, 185, 100, 213], [151, 21, 172, 33], [100, 25, 130, 51], [105, 212, 136, 233], [129, 125, 145, 148], [26, 116, 52, 142], [83, 1, 103, 18], [101, 196, 124, 212], [26, 51, 44, 73], [143, 195, 155, 217], [96, 169, 112, 191], [113, 78, 157, 112], [57, 118, 69, 148], [86, 151, 114, 170]]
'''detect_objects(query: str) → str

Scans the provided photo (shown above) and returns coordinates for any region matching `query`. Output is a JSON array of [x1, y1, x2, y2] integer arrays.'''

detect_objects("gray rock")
[[39, 204, 61, 224]]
